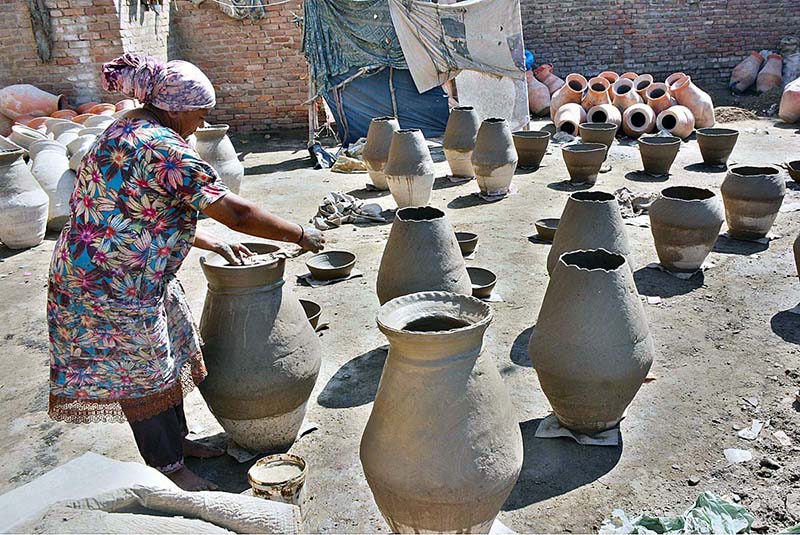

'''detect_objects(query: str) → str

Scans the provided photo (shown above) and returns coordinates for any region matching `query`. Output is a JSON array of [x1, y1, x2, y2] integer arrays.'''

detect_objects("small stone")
[[756, 469, 773, 478], [760, 457, 781, 470], [751, 519, 769, 533], [672, 464, 681, 471], [688, 476, 701, 486]]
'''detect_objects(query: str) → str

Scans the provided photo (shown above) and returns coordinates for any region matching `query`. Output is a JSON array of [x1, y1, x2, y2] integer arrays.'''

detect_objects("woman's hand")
[[215, 242, 254, 265], [298, 226, 325, 253]]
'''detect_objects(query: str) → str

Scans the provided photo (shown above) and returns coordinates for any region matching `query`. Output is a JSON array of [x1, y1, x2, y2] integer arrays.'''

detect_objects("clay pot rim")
[[621, 72, 639, 80], [512, 130, 550, 139], [697, 128, 738, 137], [196, 123, 230, 134], [451, 106, 474, 112], [788, 160, 800, 171], [484, 117, 507, 124], [0, 148, 26, 164], [372, 115, 398, 122], [396, 206, 444, 222], [767, 54, 782, 60], [298, 299, 322, 323], [750, 51, 765, 60], [377, 291, 492, 336], [535, 217, 559, 229], [248, 453, 307, 490], [563, 143, 607, 154], [533, 64, 554, 76], [638, 136, 681, 146], [579, 122, 617, 132], [728, 165, 780, 177], [396, 128, 421, 135], [661, 186, 716, 202], [668, 74, 690, 91], [646, 83, 670, 99], [467, 266, 497, 296], [613, 78, 635, 92], [571, 190, 615, 203], [201, 242, 283, 269], [30, 139, 67, 154], [633, 74, 654, 90], [599, 71, 619, 81], [455, 231, 478, 243], [565, 73, 588, 92], [11, 124, 48, 140], [559, 248, 626, 273], [588, 77, 611, 91]]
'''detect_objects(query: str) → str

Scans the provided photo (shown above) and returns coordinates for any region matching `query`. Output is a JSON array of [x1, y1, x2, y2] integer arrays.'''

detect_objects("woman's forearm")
[[193, 229, 223, 251], [203, 193, 303, 244]]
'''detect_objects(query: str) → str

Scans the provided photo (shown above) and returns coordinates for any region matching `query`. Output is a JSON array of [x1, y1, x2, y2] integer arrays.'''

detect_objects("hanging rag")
[[218, 0, 267, 20]]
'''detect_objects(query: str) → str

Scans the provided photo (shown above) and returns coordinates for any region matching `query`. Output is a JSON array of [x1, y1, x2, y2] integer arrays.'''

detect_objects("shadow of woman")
[[317, 347, 388, 408], [770, 309, 800, 345]]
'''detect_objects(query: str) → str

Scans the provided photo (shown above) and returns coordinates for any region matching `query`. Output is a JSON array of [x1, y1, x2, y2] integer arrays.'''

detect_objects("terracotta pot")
[[562, 143, 606, 185], [579, 122, 616, 159], [51, 109, 77, 120], [582, 77, 612, 111], [656, 106, 695, 139], [472, 117, 517, 196], [14, 115, 37, 127], [612, 78, 642, 112], [0, 149, 49, 249], [646, 83, 675, 115], [0, 84, 65, 120], [546, 191, 632, 274], [363, 116, 400, 189], [549, 73, 587, 121], [443, 107, 479, 179], [512, 130, 550, 169], [529, 249, 654, 434], [720, 166, 785, 239], [756, 54, 783, 94], [0, 113, 12, 137], [28, 140, 74, 231], [198, 242, 322, 452], [526, 71, 551, 116], [621, 72, 638, 81], [76, 102, 100, 114], [638, 136, 681, 176], [194, 124, 244, 194], [534, 64, 565, 95], [115, 99, 137, 111], [362, 291, 523, 533], [669, 75, 715, 128], [730, 52, 764, 92], [384, 129, 435, 208], [554, 103, 587, 135], [88, 103, 116, 116], [72, 113, 94, 125], [587, 103, 622, 127], [649, 186, 723, 272], [779, 77, 800, 123], [633, 74, 654, 99], [9, 124, 47, 150], [376, 206, 471, 305], [599, 71, 619, 84], [696, 127, 738, 166], [67, 135, 97, 172], [26, 116, 49, 130]]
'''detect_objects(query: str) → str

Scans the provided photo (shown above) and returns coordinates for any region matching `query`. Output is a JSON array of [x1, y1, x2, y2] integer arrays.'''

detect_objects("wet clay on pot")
[[546, 191, 632, 274], [384, 129, 435, 208], [0, 149, 49, 249], [472, 118, 517, 197], [612, 78, 643, 112], [550, 74, 587, 121], [638, 136, 681, 176], [194, 124, 244, 194], [656, 105, 695, 139], [198, 243, 322, 452], [443, 107, 479, 180], [361, 291, 523, 533], [649, 186, 724, 272], [512, 130, 550, 169], [363, 116, 400, 190], [579, 123, 616, 158], [529, 249, 654, 434], [562, 143, 606, 185], [696, 128, 739, 166], [376, 206, 471, 305], [622, 104, 656, 138], [720, 166, 785, 240], [554, 103, 587, 136], [582, 77, 612, 111]]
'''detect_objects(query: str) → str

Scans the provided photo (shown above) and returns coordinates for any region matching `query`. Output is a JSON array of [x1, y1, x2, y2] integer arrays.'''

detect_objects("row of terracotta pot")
[[730, 52, 784, 94]]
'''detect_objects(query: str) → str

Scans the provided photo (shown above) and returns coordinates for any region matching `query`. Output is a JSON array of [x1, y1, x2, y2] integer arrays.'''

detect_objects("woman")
[[47, 54, 324, 490]]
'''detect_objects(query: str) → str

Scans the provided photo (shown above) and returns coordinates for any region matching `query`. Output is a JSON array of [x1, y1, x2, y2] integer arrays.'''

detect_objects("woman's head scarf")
[[101, 54, 215, 112]]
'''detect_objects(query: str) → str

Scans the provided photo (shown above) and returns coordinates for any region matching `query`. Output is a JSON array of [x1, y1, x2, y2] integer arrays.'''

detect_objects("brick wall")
[[117, 1, 170, 61]]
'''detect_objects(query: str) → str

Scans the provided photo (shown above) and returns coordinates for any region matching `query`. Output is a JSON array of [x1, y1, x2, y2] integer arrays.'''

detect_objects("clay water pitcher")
[[363, 116, 400, 190], [361, 291, 523, 533], [526, 71, 551, 116], [198, 243, 322, 452], [582, 77, 612, 111], [471, 117, 517, 197], [529, 249, 654, 434], [779, 77, 800, 124], [512, 130, 550, 169], [194, 124, 244, 194], [442, 107, 479, 179], [756, 54, 783, 94], [384, 129, 435, 208], [649, 186, 724, 272], [587, 103, 621, 127], [554, 103, 587, 135], [533, 64, 565, 95], [656, 105, 695, 139], [547, 191, 632, 274], [550, 74, 587, 121], [599, 71, 619, 84], [669, 75, 715, 128], [612, 78, 642, 112], [0, 149, 49, 249], [376, 206, 471, 304], [645, 83, 674, 115], [696, 128, 738, 166], [562, 143, 606, 185], [664, 72, 687, 87], [730, 52, 764, 92], [638, 136, 681, 177], [29, 140, 75, 231], [622, 104, 656, 138], [621, 72, 638, 81], [0, 84, 65, 120], [720, 166, 785, 240]]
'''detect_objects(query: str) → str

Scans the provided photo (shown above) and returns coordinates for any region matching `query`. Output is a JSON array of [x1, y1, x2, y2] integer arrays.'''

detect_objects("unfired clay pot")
[[0, 84, 65, 120], [562, 143, 606, 185], [547, 191, 632, 275], [612, 78, 642, 112], [582, 77, 612, 111], [638, 136, 681, 176], [696, 128, 738, 166], [756, 54, 783, 94], [587, 103, 622, 127], [376, 206, 471, 305], [361, 291, 523, 533], [720, 166, 785, 240], [579, 123, 616, 159], [649, 186, 723, 272], [526, 71, 551, 116], [384, 129, 435, 208], [529, 249, 654, 434], [194, 124, 244, 194], [0, 149, 48, 249], [9, 124, 47, 150], [67, 135, 97, 172], [634, 74, 654, 99], [29, 140, 74, 231], [512, 130, 550, 169], [669, 76, 715, 128], [622, 104, 656, 138], [656, 105, 695, 139], [363, 116, 400, 189], [534, 64, 565, 95], [779, 77, 800, 124], [198, 243, 321, 452], [550, 74, 587, 121], [472, 118, 517, 197], [442, 108, 479, 179], [554, 103, 587, 135], [645, 83, 674, 115], [730, 52, 764, 92]]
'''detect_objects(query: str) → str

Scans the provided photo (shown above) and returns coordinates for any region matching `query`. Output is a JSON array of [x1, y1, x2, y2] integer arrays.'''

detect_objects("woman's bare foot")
[[183, 438, 225, 459], [166, 467, 218, 491]]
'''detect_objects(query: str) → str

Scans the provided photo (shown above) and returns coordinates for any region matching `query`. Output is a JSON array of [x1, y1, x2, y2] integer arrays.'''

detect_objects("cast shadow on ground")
[[625, 171, 669, 183], [633, 267, 704, 298], [510, 326, 533, 367], [433, 175, 468, 190], [185, 433, 254, 494], [447, 194, 485, 210], [770, 309, 800, 345], [683, 163, 727, 173], [546, 181, 593, 192], [712, 234, 769, 255], [502, 418, 622, 510], [245, 155, 310, 175], [785, 181, 800, 192], [346, 187, 390, 200], [773, 122, 800, 133], [317, 347, 388, 409]]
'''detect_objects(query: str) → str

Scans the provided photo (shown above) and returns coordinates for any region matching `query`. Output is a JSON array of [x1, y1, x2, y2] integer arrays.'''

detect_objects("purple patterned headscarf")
[[101, 54, 216, 112]]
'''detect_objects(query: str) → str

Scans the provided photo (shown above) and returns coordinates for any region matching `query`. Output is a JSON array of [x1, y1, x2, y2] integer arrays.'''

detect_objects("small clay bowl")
[[299, 299, 322, 329], [467, 267, 497, 299], [455, 231, 478, 256], [787, 160, 800, 183], [535, 218, 559, 242], [306, 250, 357, 281]]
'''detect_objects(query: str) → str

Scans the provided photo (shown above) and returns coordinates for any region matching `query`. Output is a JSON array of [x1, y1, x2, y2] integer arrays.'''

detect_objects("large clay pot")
[[554, 103, 587, 135], [0, 149, 49, 249], [67, 135, 97, 172], [621, 72, 638, 81], [550, 74, 587, 121], [52, 121, 83, 147], [76, 102, 100, 114], [512, 130, 550, 169], [534, 64, 565, 95], [194, 124, 244, 194], [442, 108, 479, 180], [638, 136, 681, 176], [547, 191, 632, 275], [645, 83, 674, 115], [587, 103, 622, 127], [634, 74, 654, 99], [730, 52, 764, 92], [622, 104, 656, 138], [361, 291, 523, 533], [364, 116, 400, 189], [384, 129, 435, 208], [656, 105, 695, 139], [562, 143, 606, 185], [529, 249, 654, 434], [599, 71, 619, 84], [0, 84, 65, 120], [720, 166, 785, 239], [51, 109, 77, 120], [664, 72, 687, 87], [582, 77, 612, 111], [198, 242, 322, 452], [526, 71, 551, 116], [472, 118, 517, 196], [612, 78, 642, 112], [579, 123, 616, 159], [670, 76, 715, 128], [649, 186, 723, 272], [779, 77, 800, 123], [29, 140, 74, 231], [696, 127, 738, 166], [757, 54, 783, 94], [376, 206, 471, 304]]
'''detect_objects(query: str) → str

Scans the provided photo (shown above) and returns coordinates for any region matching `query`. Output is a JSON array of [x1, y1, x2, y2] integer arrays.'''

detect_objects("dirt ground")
[[1, 116, 800, 533]]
